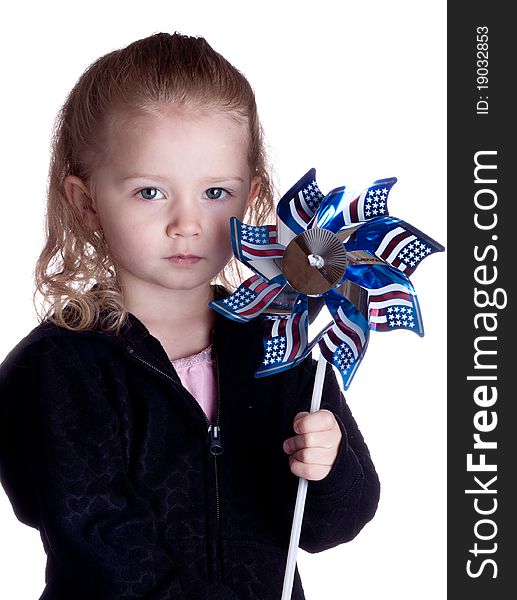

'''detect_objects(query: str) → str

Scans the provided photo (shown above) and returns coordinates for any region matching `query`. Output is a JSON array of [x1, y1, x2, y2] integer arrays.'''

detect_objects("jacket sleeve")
[[293, 359, 381, 553], [0, 335, 237, 600]]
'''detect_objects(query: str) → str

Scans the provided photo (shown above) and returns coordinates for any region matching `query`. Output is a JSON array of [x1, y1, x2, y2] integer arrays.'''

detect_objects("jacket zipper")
[[125, 344, 224, 582], [210, 342, 224, 583]]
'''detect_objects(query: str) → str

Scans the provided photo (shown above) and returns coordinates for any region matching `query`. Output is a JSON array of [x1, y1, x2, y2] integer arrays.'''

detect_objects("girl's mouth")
[[165, 254, 202, 266]]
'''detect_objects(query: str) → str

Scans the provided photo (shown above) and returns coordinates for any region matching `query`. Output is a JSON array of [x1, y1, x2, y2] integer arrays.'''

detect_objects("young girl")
[[0, 32, 379, 600]]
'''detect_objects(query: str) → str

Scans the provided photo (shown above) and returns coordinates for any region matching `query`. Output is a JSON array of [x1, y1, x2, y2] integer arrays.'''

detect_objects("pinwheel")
[[210, 168, 444, 600], [210, 168, 444, 390]]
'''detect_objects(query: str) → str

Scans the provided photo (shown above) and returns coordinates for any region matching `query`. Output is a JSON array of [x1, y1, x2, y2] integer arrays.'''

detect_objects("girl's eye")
[[138, 187, 165, 201], [205, 187, 229, 201]]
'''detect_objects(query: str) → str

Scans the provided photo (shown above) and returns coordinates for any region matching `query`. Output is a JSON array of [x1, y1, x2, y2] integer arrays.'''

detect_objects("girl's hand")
[[282, 410, 342, 481]]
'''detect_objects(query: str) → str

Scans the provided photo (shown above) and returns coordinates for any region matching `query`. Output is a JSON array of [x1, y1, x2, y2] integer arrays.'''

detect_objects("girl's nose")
[[166, 201, 201, 238]]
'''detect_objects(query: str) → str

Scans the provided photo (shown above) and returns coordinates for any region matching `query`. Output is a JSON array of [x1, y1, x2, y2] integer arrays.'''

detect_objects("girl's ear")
[[246, 175, 262, 210], [63, 175, 101, 230]]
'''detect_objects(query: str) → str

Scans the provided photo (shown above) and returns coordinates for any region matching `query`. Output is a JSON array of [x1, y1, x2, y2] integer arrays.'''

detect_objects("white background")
[[0, 1, 446, 598]]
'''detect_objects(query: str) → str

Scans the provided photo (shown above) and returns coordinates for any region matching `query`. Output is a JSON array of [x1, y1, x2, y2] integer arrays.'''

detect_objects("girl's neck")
[[123, 283, 216, 360]]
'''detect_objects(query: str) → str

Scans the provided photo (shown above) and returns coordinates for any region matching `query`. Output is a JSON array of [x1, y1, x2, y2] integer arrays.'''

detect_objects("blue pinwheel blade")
[[255, 294, 312, 377], [345, 215, 445, 276], [230, 217, 285, 282], [210, 274, 286, 323], [276, 168, 325, 244], [318, 289, 370, 390], [315, 177, 397, 232], [346, 263, 424, 336]]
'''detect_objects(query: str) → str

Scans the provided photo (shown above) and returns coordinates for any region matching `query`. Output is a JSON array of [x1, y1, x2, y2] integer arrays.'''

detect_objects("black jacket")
[[0, 306, 380, 600]]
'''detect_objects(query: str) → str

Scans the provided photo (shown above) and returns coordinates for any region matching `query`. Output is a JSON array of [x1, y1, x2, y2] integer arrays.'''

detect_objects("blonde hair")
[[34, 32, 276, 332]]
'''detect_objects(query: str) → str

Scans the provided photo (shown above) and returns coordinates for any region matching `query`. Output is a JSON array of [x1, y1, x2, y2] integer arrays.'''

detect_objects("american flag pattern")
[[231, 218, 285, 262], [316, 177, 397, 232], [346, 216, 444, 276], [255, 296, 311, 377], [211, 274, 286, 323], [276, 168, 325, 239], [345, 263, 424, 336], [368, 283, 423, 335], [318, 291, 370, 390]]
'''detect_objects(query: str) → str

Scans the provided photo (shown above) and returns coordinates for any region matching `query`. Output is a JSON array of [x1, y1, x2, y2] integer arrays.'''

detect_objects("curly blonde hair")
[[34, 32, 276, 333]]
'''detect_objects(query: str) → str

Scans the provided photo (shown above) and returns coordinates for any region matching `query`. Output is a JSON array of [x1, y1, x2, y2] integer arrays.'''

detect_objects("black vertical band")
[[448, 4, 514, 597]]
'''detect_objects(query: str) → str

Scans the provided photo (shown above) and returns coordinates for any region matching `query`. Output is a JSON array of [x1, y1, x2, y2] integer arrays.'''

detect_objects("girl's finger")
[[288, 458, 331, 481], [293, 409, 337, 435], [283, 430, 336, 454], [290, 447, 336, 466]]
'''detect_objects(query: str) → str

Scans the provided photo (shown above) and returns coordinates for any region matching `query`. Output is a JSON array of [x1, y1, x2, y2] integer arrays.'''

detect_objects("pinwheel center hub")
[[282, 228, 347, 296], [307, 254, 325, 268]]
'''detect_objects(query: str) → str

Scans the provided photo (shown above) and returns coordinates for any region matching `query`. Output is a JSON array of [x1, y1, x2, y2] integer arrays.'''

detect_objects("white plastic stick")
[[281, 352, 327, 600]]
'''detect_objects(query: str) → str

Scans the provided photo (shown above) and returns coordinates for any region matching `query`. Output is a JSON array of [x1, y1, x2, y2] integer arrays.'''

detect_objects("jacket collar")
[[23, 285, 264, 377], [113, 285, 264, 375]]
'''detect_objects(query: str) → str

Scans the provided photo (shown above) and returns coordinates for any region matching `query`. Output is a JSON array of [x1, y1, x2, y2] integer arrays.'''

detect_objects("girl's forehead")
[[96, 105, 251, 177], [109, 103, 248, 137], [102, 106, 249, 156]]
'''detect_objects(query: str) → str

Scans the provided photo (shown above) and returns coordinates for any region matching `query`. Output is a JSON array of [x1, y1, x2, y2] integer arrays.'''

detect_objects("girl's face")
[[85, 107, 260, 298]]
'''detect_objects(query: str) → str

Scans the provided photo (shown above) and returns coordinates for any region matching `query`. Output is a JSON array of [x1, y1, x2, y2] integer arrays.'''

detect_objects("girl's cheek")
[[213, 218, 231, 240], [216, 230, 234, 260]]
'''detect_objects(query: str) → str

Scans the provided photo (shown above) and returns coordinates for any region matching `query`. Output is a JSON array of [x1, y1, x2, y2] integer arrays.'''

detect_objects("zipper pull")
[[209, 425, 223, 456]]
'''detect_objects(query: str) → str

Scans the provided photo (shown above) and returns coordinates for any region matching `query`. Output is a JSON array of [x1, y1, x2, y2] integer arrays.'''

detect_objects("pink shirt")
[[171, 345, 216, 423]]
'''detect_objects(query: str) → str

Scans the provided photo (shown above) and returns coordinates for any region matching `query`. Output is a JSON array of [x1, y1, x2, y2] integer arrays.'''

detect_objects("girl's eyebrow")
[[120, 174, 170, 183], [120, 175, 244, 183], [205, 176, 245, 184], [120, 174, 245, 184]]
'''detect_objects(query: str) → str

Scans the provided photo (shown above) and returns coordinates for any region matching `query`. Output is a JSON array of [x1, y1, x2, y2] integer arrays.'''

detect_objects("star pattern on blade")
[[240, 223, 275, 245], [364, 187, 389, 218], [335, 343, 355, 374], [264, 336, 288, 365], [397, 240, 432, 268], [223, 287, 255, 309], [303, 181, 324, 212], [387, 306, 416, 328], [210, 168, 444, 389]]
